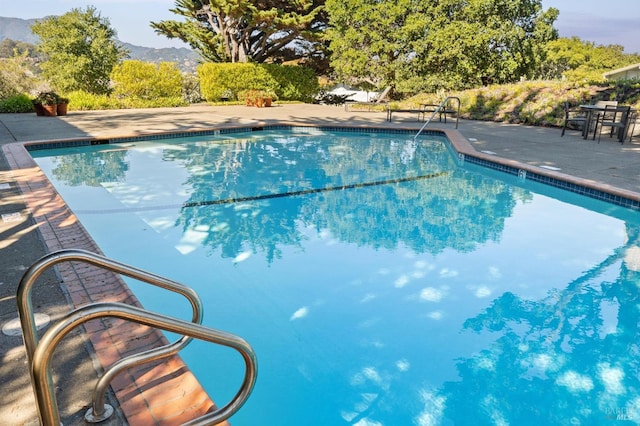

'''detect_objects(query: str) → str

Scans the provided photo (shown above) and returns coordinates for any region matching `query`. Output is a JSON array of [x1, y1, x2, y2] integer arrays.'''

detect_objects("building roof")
[[603, 62, 640, 79]]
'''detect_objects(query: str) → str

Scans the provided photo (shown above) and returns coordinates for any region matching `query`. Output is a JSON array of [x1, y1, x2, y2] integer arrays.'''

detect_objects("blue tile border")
[[461, 153, 640, 210], [23, 125, 640, 211], [25, 140, 93, 151], [24, 125, 442, 151]]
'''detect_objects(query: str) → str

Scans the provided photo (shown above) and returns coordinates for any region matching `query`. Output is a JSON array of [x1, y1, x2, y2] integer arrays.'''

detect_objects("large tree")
[[539, 37, 640, 82], [325, 0, 418, 90], [31, 7, 128, 94], [151, 0, 327, 64], [326, 0, 558, 93]]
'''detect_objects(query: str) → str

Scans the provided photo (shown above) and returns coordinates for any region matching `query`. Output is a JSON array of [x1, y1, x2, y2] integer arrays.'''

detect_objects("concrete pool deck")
[[1, 103, 639, 424]]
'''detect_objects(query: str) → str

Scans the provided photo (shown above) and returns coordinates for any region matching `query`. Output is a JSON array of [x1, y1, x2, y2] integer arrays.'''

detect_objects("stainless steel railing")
[[17, 249, 257, 425], [414, 96, 461, 140], [31, 302, 257, 426]]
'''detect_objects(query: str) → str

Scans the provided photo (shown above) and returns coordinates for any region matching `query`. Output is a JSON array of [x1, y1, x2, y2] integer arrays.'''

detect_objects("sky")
[[542, 0, 640, 54], [0, 0, 639, 54]]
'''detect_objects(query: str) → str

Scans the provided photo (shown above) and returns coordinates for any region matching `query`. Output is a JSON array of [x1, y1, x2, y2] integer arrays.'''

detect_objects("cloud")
[[439, 268, 458, 278], [598, 363, 625, 395], [420, 287, 446, 302], [427, 311, 444, 320], [556, 371, 594, 393], [394, 275, 410, 288], [290, 307, 309, 321]]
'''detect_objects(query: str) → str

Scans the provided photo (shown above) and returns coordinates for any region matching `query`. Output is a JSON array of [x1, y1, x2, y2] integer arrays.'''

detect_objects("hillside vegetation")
[[397, 80, 640, 128]]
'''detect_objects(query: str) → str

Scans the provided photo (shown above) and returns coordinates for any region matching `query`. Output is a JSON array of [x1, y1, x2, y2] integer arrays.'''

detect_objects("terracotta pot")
[[57, 103, 68, 116], [264, 98, 272, 107], [33, 103, 45, 116], [42, 104, 57, 117]]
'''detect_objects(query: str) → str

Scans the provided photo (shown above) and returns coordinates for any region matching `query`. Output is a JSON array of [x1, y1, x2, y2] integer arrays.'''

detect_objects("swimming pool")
[[31, 128, 640, 425]]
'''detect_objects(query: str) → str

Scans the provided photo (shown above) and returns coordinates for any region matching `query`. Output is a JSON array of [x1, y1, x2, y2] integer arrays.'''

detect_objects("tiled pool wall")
[[458, 152, 640, 210], [6, 123, 640, 425], [442, 128, 640, 210], [25, 124, 640, 210]]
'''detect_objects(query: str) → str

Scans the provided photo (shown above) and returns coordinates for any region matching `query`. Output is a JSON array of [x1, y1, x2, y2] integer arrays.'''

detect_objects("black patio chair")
[[595, 105, 632, 143], [561, 101, 588, 137]]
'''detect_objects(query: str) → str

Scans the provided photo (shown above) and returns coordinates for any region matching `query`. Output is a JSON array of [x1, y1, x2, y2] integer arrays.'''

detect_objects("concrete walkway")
[[0, 103, 639, 424], [3, 103, 640, 192]]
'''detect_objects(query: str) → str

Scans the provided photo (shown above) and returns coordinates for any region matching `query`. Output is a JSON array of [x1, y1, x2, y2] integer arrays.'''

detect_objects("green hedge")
[[0, 93, 34, 113], [197, 63, 318, 102], [66, 90, 187, 110], [111, 60, 183, 100], [261, 64, 319, 102], [198, 63, 277, 102]]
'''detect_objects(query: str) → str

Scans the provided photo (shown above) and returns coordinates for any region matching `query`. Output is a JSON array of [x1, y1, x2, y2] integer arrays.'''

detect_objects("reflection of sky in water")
[[33, 131, 640, 425]]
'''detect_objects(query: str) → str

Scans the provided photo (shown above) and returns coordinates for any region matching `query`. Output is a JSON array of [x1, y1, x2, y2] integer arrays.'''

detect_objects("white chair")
[[344, 86, 391, 111]]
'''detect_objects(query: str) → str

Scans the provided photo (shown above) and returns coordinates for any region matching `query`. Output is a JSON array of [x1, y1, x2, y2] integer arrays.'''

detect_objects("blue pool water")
[[32, 129, 640, 425]]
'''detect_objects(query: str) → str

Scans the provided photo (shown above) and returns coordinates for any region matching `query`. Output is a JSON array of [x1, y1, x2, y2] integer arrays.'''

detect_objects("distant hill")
[[0, 17, 40, 44], [118, 41, 200, 72], [0, 16, 200, 72]]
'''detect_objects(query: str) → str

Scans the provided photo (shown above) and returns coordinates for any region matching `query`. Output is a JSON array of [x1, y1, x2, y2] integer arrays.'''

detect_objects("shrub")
[[197, 63, 279, 102], [66, 90, 187, 110], [198, 63, 320, 102], [118, 96, 186, 109], [67, 90, 113, 110], [261, 64, 319, 102], [0, 54, 43, 99], [0, 93, 34, 113], [0, 72, 17, 100], [111, 60, 183, 100], [182, 73, 203, 104]]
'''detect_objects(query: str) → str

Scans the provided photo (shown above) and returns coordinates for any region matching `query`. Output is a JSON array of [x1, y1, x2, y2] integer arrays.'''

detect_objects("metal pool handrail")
[[16, 249, 204, 423], [414, 96, 461, 140], [31, 302, 258, 426]]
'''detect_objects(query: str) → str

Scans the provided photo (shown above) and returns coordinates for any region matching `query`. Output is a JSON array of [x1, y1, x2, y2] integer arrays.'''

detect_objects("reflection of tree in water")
[[186, 198, 306, 263], [167, 133, 525, 261], [438, 224, 640, 425], [50, 149, 129, 187], [313, 169, 521, 254]]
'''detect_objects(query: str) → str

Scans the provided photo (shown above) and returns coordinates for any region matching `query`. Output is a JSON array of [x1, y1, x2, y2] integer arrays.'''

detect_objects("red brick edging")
[[3, 141, 222, 425]]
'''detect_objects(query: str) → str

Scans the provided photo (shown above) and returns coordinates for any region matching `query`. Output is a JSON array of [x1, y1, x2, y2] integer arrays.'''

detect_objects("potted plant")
[[32, 99, 45, 116], [36, 92, 59, 116], [57, 97, 70, 116], [255, 93, 266, 108], [241, 89, 276, 107], [258, 89, 276, 107], [240, 89, 259, 106]]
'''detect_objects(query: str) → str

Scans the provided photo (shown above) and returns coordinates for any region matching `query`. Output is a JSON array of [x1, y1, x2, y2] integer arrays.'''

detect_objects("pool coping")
[[5, 123, 640, 425]]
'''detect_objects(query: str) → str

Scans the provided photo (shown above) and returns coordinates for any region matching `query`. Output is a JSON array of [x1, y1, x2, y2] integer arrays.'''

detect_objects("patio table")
[[579, 104, 607, 139]]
